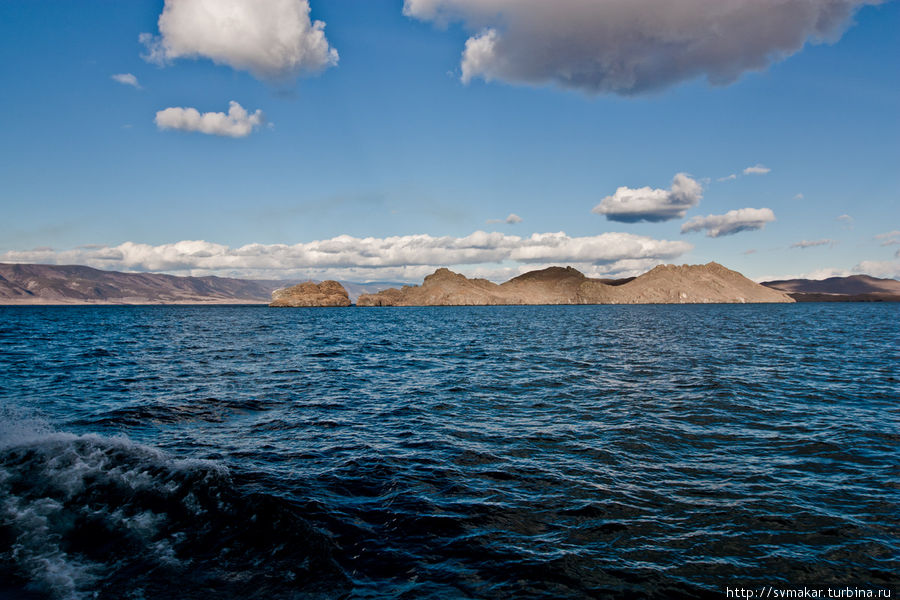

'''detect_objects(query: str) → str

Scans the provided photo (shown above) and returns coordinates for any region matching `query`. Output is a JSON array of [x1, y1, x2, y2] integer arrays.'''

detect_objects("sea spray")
[[0, 407, 350, 599]]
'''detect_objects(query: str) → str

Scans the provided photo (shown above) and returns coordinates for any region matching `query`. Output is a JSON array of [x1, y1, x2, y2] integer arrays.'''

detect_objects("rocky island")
[[269, 280, 351, 307], [357, 262, 793, 306]]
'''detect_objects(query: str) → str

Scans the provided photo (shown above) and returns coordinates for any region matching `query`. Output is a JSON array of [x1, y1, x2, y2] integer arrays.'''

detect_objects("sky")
[[0, 0, 898, 283]]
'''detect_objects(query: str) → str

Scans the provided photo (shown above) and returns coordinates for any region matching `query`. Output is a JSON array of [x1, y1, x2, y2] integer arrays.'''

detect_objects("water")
[[0, 304, 897, 599]]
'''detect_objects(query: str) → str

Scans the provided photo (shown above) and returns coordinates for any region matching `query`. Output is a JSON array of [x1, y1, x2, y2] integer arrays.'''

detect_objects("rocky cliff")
[[269, 281, 351, 307], [357, 263, 793, 306]]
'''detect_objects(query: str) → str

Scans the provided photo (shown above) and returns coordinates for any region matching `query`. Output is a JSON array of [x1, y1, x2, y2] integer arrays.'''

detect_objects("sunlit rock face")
[[357, 263, 794, 306], [269, 280, 351, 307]]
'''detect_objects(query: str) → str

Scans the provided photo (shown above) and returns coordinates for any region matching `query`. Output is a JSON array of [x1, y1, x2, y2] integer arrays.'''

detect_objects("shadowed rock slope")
[[762, 274, 900, 301], [269, 281, 351, 307], [357, 263, 793, 306], [0, 263, 282, 304]]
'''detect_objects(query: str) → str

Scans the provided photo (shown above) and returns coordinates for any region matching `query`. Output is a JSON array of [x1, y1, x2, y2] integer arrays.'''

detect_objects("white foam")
[[0, 405, 226, 598]]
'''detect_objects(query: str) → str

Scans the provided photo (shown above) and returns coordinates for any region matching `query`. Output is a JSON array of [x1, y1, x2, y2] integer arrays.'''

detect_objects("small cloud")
[[122, 124, 133, 129], [793, 193, 804, 200], [486, 213, 523, 225], [592, 173, 702, 223], [681, 207, 775, 238], [791, 239, 837, 249], [717, 174, 737, 182], [155, 101, 265, 138], [836, 214, 854, 229], [111, 73, 141, 88], [875, 230, 900, 246], [743, 249, 757, 255], [141, 0, 338, 82], [743, 164, 771, 175]]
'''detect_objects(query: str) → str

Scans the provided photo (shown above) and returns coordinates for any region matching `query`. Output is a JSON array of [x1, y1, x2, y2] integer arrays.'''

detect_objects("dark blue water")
[[1, 304, 897, 599]]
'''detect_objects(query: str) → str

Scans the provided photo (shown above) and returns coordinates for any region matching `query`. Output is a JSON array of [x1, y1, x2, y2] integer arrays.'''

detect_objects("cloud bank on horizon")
[[404, 0, 882, 94], [0, 231, 692, 281], [140, 0, 339, 81]]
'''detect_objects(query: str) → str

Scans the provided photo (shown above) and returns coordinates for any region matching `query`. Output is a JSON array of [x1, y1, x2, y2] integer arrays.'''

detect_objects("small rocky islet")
[[269, 280, 351, 307]]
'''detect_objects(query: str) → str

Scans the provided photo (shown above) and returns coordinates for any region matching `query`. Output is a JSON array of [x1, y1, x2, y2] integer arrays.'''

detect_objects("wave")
[[0, 413, 350, 600]]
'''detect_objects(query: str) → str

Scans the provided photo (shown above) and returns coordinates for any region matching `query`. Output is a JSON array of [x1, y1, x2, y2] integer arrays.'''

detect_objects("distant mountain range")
[[0, 263, 285, 304], [761, 275, 900, 302], [1, 262, 897, 305]]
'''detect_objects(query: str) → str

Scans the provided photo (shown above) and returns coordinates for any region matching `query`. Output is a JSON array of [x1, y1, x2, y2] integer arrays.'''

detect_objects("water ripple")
[[0, 303, 897, 598]]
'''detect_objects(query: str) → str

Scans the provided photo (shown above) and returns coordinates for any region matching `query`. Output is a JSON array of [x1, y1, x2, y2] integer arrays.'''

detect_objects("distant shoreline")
[[3, 262, 899, 306]]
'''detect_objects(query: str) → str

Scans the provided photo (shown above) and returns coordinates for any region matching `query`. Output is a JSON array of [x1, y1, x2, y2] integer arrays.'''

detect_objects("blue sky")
[[1, 0, 897, 283]]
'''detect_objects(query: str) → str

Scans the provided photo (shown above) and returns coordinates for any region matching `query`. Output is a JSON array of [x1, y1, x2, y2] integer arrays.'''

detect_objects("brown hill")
[[269, 281, 351, 307], [0, 263, 283, 305], [357, 263, 793, 306], [584, 262, 793, 304], [762, 275, 900, 296]]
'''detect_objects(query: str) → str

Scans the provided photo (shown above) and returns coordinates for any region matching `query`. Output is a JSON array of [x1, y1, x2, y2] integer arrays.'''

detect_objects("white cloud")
[[681, 208, 775, 238], [155, 101, 265, 138], [791, 239, 836, 249], [403, 0, 880, 94], [111, 73, 141, 88], [0, 231, 692, 281], [486, 213, 523, 225], [876, 230, 900, 246], [837, 214, 854, 229], [754, 267, 853, 282], [140, 0, 338, 81], [854, 260, 900, 279], [592, 173, 702, 223], [717, 174, 738, 182], [743, 164, 771, 175], [793, 193, 805, 200], [758, 260, 900, 282]]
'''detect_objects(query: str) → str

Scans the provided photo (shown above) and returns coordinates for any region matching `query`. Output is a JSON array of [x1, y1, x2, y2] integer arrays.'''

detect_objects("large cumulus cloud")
[[141, 0, 338, 81], [592, 173, 702, 222], [404, 0, 882, 94]]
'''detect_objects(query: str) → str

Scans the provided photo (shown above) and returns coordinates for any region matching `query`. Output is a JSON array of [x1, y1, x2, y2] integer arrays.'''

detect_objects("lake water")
[[1, 304, 897, 599]]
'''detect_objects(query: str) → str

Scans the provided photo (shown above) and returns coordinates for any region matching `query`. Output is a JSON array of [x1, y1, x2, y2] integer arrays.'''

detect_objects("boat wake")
[[0, 412, 349, 600]]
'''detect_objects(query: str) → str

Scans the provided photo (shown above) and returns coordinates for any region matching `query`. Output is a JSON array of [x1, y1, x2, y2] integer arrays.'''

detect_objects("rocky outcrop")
[[269, 281, 351, 307], [357, 268, 501, 306], [357, 263, 794, 306]]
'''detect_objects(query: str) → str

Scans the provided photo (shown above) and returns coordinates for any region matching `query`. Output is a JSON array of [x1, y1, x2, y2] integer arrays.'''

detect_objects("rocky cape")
[[357, 263, 794, 306], [762, 274, 900, 302], [269, 281, 351, 307]]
